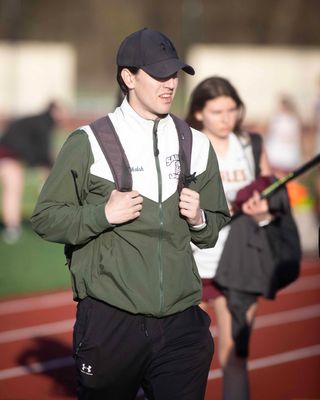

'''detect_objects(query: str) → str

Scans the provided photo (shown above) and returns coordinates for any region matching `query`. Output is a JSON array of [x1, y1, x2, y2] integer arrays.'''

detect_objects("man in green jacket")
[[31, 28, 230, 400]]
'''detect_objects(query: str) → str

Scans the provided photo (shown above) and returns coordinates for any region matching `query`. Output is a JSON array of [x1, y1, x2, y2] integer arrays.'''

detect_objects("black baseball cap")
[[117, 28, 195, 78]]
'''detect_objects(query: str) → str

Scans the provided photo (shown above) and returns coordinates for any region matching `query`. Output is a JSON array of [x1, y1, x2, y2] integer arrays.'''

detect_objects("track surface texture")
[[0, 256, 319, 400]]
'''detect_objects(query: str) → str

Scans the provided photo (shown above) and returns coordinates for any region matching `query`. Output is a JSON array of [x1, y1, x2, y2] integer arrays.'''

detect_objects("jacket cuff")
[[93, 203, 115, 231], [189, 210, 207, 231]]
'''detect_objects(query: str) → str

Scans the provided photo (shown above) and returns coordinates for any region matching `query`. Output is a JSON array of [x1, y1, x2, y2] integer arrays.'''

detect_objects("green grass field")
[[0, 221, 70, 299], [0, 133, 71, 299]]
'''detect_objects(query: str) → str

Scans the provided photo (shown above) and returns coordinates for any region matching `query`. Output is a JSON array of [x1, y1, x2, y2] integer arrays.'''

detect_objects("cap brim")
[[142, 58, 195, 78]]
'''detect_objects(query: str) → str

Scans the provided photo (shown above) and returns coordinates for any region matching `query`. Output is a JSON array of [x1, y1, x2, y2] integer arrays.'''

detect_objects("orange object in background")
[[286, 181, 310, 207]]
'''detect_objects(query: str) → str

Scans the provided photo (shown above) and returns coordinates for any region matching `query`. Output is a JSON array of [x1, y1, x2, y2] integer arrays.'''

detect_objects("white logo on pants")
[[81, 363, 93, 375]]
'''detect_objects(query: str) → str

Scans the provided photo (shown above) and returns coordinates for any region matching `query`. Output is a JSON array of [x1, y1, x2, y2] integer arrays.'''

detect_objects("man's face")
[[124, 69, 179, 120]]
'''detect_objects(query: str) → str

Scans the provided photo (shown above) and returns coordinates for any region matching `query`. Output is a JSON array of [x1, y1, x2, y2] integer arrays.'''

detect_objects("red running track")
[[0, 256, 319, 400]]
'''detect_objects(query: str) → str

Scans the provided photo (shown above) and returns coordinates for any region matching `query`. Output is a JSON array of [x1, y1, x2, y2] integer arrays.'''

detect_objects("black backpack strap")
[[90, 115, 132, 192], [249, 132, 262, 178], [170, 114, 195, 191]]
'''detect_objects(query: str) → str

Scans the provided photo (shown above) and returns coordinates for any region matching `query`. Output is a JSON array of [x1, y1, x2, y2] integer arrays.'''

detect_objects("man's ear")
[[121, 68, 136, 90]]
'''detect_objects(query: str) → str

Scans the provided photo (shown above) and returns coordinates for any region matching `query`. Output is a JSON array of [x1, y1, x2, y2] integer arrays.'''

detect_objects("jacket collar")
[[119, 97, 170, 129]]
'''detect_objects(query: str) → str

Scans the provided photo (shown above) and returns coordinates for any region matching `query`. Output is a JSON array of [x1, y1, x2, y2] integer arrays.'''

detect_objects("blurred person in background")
[[0, 101, 64, 243], [263, 95, 318, 249], [312, 76, 320, 221], [313, 75, 320, 155], [31, 29, 230, 400], [264, 95, 302, 178], [186, 76, 300, 400]]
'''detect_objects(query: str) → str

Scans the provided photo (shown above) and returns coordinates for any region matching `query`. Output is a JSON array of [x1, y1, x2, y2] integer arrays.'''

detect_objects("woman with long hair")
[[186, 76, 274, 400]]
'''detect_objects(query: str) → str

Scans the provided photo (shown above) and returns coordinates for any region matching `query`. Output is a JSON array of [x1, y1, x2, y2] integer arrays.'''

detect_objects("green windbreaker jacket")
[[31, 100, 230, 317]]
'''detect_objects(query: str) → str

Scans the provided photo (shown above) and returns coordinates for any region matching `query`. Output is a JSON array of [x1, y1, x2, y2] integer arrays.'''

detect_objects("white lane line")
[[0, 291, 73, 315], [208, 305, 320, 338], [0, 356, 74, 380], [1, 345, 319, 381], [0, 272, 319, 316], [0, 319, 74, 343], [280, 274, 320, 295], [254, 304, 320, 329], [208, 344, 320, 380], [2, 305, 320, 345]]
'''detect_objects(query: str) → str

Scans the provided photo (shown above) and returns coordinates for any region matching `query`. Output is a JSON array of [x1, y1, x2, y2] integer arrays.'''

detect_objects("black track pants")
[[73, 297, 214, 400]]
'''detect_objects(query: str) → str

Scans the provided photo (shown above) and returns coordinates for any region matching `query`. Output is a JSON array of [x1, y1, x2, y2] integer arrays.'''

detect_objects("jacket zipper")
[[71, 169, 83, 206], [68, 169, 82, 299], [153, 119, 164, 314]]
